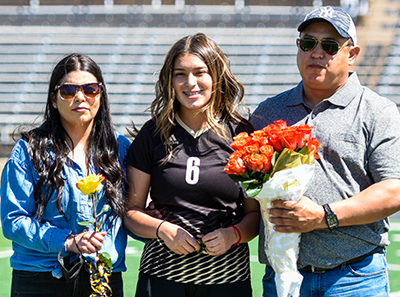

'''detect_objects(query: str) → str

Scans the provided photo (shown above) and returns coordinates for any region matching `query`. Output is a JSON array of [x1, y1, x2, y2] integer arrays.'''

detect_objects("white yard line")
[[125, 246, 142, 257], [250, 255, 259, 262], [389, 263, 400, 271], [0, 250, 12, 258], [391, 222, 400, 231], [392, 234, 400, 242]]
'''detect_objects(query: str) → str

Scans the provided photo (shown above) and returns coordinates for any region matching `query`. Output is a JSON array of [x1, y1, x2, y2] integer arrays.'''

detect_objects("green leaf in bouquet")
[[245, 183, 263, 197], [228, 174, 247, 183], [99, 252, 113, 271], [297, 146, 309, 155], [78, 217, 96, 227], [241, 179, 261, 187], [262, 173, 270, 183], [270, 151, 280, 168], [78, 221, 93, 227], [241, 171, 250, 179]]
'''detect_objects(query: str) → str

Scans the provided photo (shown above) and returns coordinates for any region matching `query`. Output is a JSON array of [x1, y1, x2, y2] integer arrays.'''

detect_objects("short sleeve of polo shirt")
[[366, 100, 400, 182], [125, 121, 156, 174]]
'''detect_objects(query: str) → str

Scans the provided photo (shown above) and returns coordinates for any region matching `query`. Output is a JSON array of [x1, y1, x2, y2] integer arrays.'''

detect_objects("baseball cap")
[[298, 6, 357, 45]]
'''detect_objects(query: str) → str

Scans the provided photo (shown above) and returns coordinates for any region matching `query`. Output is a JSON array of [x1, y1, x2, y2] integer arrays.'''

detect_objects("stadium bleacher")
[[0, 0, 394, 157], [375, 18, 400, 108]]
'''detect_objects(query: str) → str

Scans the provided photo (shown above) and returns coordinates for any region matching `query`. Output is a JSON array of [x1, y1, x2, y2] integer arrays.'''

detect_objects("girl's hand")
[[201, 227, 238, 256], [145, 201, 163, 219], [158, 221, 201, 255]]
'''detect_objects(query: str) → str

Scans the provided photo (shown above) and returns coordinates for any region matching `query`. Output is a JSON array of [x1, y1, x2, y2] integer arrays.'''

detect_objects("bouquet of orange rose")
[[224, 120, 321, 297]]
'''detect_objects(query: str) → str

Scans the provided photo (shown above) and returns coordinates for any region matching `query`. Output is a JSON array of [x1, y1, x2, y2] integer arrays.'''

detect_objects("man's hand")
[[267, 196, 326, 233]]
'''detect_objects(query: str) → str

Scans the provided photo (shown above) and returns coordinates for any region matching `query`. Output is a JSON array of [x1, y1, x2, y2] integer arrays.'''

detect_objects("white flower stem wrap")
[[254, 163, 315, 297]]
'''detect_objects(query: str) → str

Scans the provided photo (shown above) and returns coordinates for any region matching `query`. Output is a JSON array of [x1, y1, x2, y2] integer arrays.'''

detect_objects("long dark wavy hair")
[[150, 33, 252, 160], [21, 53, 125, 222]]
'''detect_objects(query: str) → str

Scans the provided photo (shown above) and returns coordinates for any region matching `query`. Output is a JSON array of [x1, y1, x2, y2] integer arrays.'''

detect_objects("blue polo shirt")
[[1, 133, 130, 278], [251, 72, 400, 269]]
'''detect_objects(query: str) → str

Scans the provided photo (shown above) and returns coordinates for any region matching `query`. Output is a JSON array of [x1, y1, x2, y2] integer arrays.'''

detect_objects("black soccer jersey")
[[125, 117, 254, 285]]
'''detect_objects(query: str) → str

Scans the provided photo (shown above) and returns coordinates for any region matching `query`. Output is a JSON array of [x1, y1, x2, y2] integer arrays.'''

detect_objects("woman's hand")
[[66, 231, 107, 254], [201, 227, 238, 256], [158, 221, 200, 255]]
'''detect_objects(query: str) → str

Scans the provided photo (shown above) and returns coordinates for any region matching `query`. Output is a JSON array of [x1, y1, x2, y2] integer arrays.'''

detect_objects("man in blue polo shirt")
[[251, 6, 400, 297]]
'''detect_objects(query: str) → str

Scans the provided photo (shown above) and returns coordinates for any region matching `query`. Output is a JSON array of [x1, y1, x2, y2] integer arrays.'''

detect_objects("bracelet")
[[156, 220, 166, 240], [228, 225, 241, 246], [73, 235, 82, 254]]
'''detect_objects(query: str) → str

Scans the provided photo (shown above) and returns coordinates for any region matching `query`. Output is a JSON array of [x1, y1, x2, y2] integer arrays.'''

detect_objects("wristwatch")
[[322, 204, 339, 231]]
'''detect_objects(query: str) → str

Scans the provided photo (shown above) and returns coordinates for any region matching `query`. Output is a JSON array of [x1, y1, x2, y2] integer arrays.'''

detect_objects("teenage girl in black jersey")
[[124, 33, 260, 297]]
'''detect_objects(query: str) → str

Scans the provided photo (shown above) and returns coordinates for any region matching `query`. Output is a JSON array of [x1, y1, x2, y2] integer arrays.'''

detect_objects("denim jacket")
[[0, 133, 131, 278]]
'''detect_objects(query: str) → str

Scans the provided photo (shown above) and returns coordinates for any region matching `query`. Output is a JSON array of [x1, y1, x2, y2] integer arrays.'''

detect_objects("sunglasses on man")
[[54, 82, 102, 102], [298, 36, 351, 56]]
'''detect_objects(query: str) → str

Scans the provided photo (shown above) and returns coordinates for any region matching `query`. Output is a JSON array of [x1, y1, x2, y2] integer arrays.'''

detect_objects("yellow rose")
[[76, 174, 105, 195]]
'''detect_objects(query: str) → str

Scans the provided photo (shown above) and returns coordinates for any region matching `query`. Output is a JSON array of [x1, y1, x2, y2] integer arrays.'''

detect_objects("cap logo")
[[318, 6, 335, 18]]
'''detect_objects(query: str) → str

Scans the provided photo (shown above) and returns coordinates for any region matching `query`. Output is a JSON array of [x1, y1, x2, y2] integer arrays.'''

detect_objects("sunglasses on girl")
[[55, 82, 102, 101], [298, 36, 351, 56]]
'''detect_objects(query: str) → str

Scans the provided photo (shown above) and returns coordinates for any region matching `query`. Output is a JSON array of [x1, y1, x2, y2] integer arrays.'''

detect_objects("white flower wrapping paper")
[[254, 164, 315, 297]]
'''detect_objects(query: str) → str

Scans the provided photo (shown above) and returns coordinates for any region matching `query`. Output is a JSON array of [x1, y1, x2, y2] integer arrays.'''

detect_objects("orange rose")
[[233, 132, 251, 141], [273, 120, 287, 129], [268, 132, 284, 152], [231, 132, 252, 150], [306, 137, 322, 159], [262, 123, 286, 152], [224, 153, 247, 175], [252, 134, 270, 147], [259, 144, 274, 157], [251, 130, 265, 137], [244, 143, 260, 154], [245, 153, 271, 173], [296, 124, 313, 142], [231, 148, 247, 158], [280, 127, 301, 151]]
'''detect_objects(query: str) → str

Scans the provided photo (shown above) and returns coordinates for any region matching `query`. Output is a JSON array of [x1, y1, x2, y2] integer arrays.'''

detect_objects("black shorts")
[[11, 268, 123, 297], [135, 271, 252, 297]]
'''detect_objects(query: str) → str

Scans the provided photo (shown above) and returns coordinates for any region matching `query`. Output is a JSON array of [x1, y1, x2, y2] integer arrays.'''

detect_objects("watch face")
[[327, 215, 339, 227]]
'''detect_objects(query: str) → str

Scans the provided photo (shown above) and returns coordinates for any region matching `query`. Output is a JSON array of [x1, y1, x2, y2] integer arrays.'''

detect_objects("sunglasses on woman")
[[55, 82, 102, 101], [298, 36, 351, 56]]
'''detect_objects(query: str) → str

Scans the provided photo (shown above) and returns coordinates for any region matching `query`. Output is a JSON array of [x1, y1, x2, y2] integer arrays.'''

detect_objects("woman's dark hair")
[[22, 53, 125, 222]]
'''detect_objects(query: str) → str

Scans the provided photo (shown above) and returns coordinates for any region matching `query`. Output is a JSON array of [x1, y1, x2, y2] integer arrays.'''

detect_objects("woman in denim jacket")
[[0, 53, 130, 297]]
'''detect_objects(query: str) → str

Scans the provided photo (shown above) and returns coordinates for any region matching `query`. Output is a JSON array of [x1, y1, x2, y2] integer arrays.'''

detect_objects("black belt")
[[300, 247, 383, 273]]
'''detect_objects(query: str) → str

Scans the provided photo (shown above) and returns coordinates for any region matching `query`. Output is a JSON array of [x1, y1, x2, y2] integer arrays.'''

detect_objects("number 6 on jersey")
[[186, 157, 200, 185]]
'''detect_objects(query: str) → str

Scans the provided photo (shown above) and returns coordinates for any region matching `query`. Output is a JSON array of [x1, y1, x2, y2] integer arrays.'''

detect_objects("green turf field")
[[1, 224, 399, 296]]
